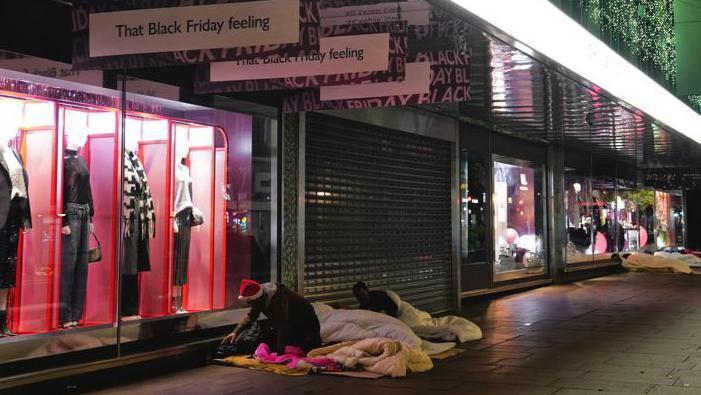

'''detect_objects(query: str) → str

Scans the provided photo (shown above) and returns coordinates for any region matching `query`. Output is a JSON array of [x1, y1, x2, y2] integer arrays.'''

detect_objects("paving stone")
[[552, 378, 655, 393], [648, 385, 701, 395], [553, 390, 643, 395]]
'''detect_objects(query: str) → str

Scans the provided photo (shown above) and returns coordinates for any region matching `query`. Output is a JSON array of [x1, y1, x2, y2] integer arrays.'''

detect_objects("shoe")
[[71, 321, 79, 327], [122, 315, 141, 321]]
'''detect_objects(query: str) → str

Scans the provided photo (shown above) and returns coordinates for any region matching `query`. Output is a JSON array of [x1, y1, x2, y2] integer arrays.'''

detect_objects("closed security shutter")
[[304, 113, 454, 313]]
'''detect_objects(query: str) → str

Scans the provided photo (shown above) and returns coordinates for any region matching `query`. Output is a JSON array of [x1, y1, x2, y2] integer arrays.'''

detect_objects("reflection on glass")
[[460, 151, 487, 262], [565, 171, 593, 264], [493, 159, 545, 277], [655, 191, 684, 249], [617, 189, 655, 252]]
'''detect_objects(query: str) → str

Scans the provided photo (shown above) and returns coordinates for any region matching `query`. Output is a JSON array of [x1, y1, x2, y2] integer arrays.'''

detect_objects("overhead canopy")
[[425, 0, 701, 170]]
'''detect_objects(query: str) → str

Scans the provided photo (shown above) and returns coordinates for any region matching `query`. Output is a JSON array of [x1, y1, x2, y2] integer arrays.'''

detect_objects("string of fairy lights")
[[581, 0, 676, 85]]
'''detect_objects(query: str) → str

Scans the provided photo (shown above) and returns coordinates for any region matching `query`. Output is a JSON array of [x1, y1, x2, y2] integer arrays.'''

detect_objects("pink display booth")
[[0, 92, 228, 334], [127, 116, 227, 317]]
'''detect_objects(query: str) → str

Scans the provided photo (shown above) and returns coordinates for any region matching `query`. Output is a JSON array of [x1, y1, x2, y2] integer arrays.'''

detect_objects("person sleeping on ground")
[[221, 279, 322, 353], [353, 282, 482, 343], [352, 281, 398, 317]]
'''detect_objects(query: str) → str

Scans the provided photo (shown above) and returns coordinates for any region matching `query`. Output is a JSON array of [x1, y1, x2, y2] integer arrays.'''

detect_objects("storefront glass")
[[564, 159, 594, 264], [654, 191, 684, 249], [617, 188, 655, 252], [0, 67, 275, 370], [460, 151, 488, 263], [493, 157, 546, 278]]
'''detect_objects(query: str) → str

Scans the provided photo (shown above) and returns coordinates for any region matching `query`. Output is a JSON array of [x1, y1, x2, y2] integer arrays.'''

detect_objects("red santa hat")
[[238, 279, 263, 302]]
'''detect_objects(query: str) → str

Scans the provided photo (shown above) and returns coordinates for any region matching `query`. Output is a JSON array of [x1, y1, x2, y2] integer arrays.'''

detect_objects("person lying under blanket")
[[221, 279, 322, 353], [353, 281, 398, 317], [353, 282, 482, 343]]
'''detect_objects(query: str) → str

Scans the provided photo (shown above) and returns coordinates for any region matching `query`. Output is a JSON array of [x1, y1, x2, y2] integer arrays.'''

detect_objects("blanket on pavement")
[[307, 337, 433, 378], [621, 253, 693, 274], [386, 290, 483, 343], [312, 303, 456, 356]]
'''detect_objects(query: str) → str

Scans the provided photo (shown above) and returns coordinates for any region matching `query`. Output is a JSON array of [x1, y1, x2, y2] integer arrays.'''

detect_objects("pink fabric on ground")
[[254, 343, 336, 369]]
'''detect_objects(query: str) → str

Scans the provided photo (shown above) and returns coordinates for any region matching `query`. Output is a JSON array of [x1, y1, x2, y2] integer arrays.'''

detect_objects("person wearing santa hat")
[[221, 279, 321, 354]]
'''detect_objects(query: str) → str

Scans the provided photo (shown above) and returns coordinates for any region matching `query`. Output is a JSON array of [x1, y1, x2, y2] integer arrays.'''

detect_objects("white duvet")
[[386, 290, 483, 343], [312, 303, 455, 356]]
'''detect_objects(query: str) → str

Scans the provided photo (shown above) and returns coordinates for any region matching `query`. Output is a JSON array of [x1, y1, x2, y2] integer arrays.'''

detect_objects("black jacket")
[[0, 148, 31, 230], [244, 284, 321, 353], [359, 290, 399, 317]]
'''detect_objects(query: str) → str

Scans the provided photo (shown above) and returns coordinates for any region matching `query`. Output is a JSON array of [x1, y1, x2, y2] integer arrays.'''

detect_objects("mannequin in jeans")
[[59, 125, 94, 329], [0, 105, 31, 337]]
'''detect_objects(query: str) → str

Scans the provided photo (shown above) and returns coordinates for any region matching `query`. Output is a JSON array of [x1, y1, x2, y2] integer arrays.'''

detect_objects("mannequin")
[[0, 106, 31, 337], [59, 124, 94, 329], [122, 127, 155, 320], [171, 138, 203, 313]]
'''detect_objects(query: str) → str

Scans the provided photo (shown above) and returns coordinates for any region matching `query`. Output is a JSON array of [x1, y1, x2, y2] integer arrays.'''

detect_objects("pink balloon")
[[506, 228, 520, 244], [594, 232, 608, 254]]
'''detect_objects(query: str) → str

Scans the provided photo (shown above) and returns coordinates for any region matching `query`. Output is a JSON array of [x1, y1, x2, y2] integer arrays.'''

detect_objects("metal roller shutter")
[[304, 113, 454, 313]]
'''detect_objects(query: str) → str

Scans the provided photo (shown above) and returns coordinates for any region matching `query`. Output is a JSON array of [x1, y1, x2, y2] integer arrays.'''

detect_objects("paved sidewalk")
[[91, 272, 701, 395]]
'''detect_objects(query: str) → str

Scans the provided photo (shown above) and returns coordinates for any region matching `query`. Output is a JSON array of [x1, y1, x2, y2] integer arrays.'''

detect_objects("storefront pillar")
[[547, 143, 567, 283], [280, 111, 305, 293]]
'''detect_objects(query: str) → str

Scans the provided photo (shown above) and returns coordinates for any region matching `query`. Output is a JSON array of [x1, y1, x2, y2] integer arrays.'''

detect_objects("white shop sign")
[[118, 76, 181, 101], [319, 0, 431, 26], [210, 33, 390, 82], [0, 57, 103, 86], [319, 62, 430, 100], [89, 0, 300, 57]]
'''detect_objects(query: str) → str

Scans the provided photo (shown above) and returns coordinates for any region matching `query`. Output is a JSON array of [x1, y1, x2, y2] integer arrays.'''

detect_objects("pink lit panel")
[[213, 149, 226, 309], [139, 142, 170, 317], [83, 135, 116, 325], [185, 147, 214, 311], [16, 129, 57, 333]]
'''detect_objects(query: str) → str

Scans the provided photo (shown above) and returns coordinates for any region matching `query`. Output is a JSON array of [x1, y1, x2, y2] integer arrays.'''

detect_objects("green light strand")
[[582, 0, 676, 85], [689, 95, 701, 113]]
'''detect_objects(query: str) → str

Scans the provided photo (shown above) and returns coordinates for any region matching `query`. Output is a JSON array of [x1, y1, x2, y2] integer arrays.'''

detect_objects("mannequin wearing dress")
[[0, 119, 31, 337], [121, 130, 155, 320], [171, 138, 202, 313]]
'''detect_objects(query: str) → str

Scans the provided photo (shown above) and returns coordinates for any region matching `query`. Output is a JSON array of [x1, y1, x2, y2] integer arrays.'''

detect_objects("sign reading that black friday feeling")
[[89, 0, 299, 57]]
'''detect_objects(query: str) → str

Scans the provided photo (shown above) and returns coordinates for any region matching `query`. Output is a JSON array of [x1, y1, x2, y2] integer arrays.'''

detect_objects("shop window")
[[617, 188, 655, 252], [493, 157, 546, 278], [0, 70, 275, 366], [654, 191, 684, 249], [591, 177, 620, 258], [565, 167, 594, 264], [460, 150, 488, 263]]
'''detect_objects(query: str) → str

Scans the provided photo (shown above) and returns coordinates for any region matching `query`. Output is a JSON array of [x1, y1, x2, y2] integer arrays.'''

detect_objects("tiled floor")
[[91, 272, 701, 395]]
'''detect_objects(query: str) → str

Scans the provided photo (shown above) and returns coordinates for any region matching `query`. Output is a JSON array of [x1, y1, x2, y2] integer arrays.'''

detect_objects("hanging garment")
[[59, 203, 91, 324], [173, 162, 194, 216], [0, 146, 31, 231], [0, 147, 31, 290], [0, 197, 25, 289], [62, 149, 94, 225], [172, 207, 192, 286], [123, 150, 156, 239], [121, 274, 139, 317]]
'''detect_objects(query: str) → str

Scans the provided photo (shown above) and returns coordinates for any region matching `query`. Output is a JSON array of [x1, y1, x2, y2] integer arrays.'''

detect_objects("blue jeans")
[[60, 203, 90, 324]]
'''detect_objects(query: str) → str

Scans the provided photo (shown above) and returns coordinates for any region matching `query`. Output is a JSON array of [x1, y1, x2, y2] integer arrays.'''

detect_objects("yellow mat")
[[215, 356, 311, 376]]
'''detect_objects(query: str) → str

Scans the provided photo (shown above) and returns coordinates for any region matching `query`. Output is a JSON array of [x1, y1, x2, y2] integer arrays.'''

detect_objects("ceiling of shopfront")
[[427, 0, 701, 170]]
